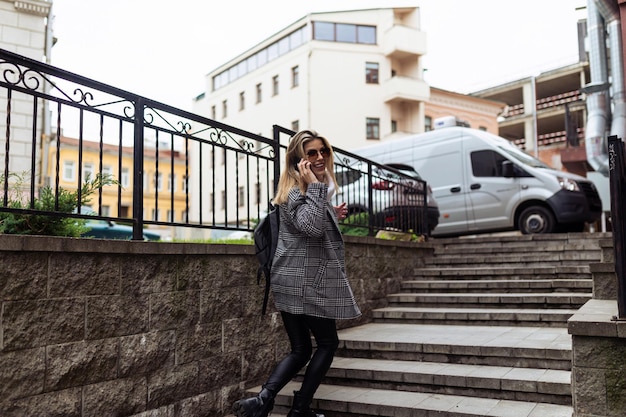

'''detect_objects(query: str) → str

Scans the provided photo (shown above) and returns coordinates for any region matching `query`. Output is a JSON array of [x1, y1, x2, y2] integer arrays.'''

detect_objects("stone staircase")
[[250, 233, 607, 417]]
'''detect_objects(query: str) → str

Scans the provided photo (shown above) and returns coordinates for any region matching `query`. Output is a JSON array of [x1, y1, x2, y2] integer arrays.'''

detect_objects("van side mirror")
[[502, 161, 515, 177]]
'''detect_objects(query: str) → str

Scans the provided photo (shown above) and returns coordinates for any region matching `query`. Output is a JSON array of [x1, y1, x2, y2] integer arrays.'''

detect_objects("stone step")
[[322, 356, 572, 405], [386, 292, 591, 309], [402, 279, 592, 293], [336, 323, 572, 370], [414, 265, 592, 279], [372, 307, 577, 327], [422, 252, 600, 267], [253, 382, 574, 417], [427, 232, 609, 251]]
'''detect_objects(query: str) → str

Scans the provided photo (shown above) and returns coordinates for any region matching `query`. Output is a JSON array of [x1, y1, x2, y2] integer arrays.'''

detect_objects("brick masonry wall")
[[0, 234, 429, 417]]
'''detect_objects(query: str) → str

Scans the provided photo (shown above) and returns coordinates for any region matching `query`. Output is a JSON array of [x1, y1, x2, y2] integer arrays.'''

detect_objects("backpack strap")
[[260, 205, 280, 315]]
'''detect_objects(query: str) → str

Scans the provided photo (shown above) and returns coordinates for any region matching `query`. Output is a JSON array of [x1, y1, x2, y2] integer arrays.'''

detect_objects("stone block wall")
[[570, 237, 626, 417], [0, 234, 427, 416]]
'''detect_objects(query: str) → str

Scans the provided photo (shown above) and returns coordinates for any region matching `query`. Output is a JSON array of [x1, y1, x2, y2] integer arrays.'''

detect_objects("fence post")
[[132, 97, 145, 240], [272, 126, 281, 196], [608, 135, 626, 318]]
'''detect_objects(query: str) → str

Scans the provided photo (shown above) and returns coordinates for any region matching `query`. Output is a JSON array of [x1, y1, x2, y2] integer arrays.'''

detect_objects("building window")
[[238, 186, 245, 207], [256, 83, 262, 103], [102, 166, 113, 176], [365, 62, 379, 84], [182, 175, 188, 192], [151, 208, 160, 221], [272, 75, 279, 96], [479, 126, 487, 131], [254, 182, 261, 204], [167, 173, 176, 192], [239, 91, 245, 111], [121, 167, 130, 188], [292, 66, 299, 87], [366, 118, 380, 139], [291, 120, 300, 132], [211, 105, 216, 119], [313, 21, 376, 44], [391, 120, 397, 133], [167, 210, 174, 222], [425, 116, 433, 132], [101, 205, 110, 217], [212, 25, 308, 91], [83, 162, 95, 180], [63, 161, 75, 182], [155, 172, 163, 192], [222, 100, 228, 118]]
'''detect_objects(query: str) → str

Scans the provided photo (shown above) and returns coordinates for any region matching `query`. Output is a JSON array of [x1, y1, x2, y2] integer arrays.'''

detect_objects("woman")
[[233, 130, 361, 417]]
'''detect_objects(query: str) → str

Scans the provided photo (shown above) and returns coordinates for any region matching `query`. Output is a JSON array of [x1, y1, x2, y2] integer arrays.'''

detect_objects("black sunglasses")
[[306, 148, 331, 159]]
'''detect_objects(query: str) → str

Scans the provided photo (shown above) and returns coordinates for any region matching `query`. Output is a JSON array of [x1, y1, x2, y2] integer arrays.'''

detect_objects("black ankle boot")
[[232, 387, 275, 417], [286, 391, 325, 417]]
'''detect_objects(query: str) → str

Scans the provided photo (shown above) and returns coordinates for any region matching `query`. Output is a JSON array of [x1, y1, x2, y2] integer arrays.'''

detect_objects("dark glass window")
[[471, 150, 508, 177], [425, 116, 433, 132], [366, 62, 379, 84], [366, 118, 380, 139]]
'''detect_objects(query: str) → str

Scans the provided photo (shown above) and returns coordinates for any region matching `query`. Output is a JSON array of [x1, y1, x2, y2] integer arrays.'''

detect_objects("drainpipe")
[[584, 0, 626, 175]]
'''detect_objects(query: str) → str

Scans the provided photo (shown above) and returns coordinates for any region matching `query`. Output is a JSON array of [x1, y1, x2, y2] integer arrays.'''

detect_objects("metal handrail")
[[0, 48, 430, 240]]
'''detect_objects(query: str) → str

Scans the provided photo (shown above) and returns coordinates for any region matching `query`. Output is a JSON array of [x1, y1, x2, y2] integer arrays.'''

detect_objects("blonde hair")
[[273, 129, 338, 205]]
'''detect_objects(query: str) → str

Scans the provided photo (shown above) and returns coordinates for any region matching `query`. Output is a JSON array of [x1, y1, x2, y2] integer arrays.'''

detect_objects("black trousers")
[[264, 311, 339, 401]]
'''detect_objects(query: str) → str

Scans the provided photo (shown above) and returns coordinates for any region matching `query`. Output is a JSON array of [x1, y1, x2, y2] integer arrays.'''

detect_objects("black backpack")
[[254, 205, 280, 315]]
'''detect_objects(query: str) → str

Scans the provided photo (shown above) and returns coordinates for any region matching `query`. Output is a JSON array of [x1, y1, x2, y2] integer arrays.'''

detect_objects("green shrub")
[[0, 172, 119, 237]]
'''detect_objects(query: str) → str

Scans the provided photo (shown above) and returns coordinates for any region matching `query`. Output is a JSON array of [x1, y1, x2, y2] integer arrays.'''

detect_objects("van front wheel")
[[518, 206, 555, 234]]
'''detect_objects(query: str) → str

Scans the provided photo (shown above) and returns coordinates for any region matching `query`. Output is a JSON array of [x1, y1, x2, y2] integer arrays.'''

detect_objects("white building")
[[187, 7, 504, 233], [0, 0, 53, 186], [192, 7, 429, 150]]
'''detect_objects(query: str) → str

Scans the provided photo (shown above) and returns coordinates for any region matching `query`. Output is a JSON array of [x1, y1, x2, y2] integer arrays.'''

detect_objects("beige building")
[[472, 62, 590, 175], [0, 0, 53, 184]]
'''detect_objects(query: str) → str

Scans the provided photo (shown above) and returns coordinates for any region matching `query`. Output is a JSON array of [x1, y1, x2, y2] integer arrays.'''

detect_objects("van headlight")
[[557, 176, 580, 192]]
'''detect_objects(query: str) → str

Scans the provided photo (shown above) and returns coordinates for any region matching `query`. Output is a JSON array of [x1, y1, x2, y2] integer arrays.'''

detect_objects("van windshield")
[[498, 145, 550, 168], [473, 129, 552, 169]]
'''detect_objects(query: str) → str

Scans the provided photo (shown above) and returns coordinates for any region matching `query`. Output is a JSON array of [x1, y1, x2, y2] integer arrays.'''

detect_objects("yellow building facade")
[[46, 136, 188, 226]]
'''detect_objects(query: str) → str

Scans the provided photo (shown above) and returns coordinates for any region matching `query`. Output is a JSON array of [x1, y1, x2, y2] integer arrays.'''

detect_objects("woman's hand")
[[297, 159, 324, 184], [334, 202, 348, 220]]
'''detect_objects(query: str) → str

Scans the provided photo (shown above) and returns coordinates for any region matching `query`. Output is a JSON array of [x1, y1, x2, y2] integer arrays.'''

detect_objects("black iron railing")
[[1, 48, 430, 240]]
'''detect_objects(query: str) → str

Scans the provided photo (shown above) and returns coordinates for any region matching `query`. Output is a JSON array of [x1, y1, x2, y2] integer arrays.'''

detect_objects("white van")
[[353, 124, 603, 237]]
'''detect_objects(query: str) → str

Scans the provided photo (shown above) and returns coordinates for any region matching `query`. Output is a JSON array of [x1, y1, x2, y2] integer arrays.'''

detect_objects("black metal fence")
[[0, 48, 429, 241], [608, 135, 626, 318]]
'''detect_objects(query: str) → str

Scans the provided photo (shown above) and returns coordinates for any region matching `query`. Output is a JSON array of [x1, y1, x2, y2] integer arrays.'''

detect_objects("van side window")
[[471, 150, 507, 177]]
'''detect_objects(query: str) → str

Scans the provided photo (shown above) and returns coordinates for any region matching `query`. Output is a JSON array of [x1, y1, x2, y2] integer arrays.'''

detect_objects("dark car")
[[82, 219, 161, 241], [78, 208, 160, 241], [336, 163, 440, 235]]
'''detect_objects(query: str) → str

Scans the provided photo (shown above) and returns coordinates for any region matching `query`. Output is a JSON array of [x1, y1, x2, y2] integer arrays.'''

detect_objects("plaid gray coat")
[[270, 183, 361, 320]]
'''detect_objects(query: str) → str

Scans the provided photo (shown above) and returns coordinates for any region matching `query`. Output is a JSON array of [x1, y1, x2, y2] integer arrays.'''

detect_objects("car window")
[[335, 167, 363, 187]]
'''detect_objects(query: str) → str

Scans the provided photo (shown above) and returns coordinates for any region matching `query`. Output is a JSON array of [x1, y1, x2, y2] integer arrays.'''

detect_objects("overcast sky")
[[49, 0, 587, 111]]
